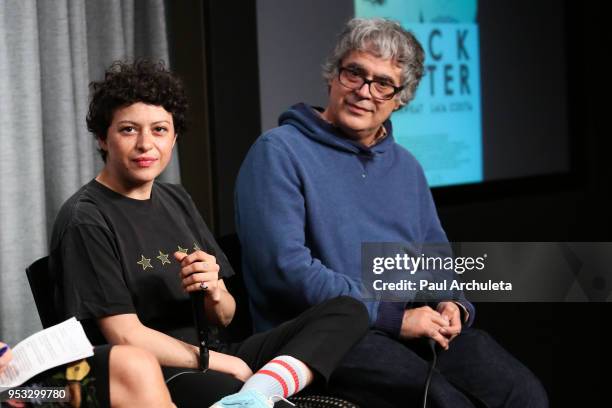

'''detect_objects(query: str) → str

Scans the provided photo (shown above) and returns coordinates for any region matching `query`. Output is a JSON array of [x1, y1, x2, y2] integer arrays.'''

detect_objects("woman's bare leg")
[[109, 345, 175, 408]]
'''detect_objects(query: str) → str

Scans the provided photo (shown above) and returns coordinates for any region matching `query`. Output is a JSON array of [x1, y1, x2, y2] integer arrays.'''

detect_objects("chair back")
[[25, 256, 61, 328], [217, 233, 254, 341]]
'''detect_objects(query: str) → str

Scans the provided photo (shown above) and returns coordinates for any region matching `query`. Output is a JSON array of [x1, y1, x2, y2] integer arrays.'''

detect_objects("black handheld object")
[[190, 290, 210, 371]]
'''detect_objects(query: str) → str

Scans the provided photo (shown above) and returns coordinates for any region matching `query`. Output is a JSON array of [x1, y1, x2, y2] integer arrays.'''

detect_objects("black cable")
[[422, 338, 438, 408]]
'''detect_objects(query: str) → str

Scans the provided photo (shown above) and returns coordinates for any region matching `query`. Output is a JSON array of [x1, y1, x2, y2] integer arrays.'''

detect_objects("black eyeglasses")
[[338, 66, 404, 101]]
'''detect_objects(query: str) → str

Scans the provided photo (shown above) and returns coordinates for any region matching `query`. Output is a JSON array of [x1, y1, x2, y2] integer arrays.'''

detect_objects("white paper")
[[0, 317, 93, 388]]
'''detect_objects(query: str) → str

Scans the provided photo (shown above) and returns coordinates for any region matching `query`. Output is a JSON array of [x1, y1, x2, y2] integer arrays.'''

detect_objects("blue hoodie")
[[235, 103, 475, 335]]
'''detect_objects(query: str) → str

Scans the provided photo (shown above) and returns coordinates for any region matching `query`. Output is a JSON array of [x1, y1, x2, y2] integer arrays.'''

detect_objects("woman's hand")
[[0, 342, 13, 375], [209, 351, 253, 382], [175, 250, 222, 302], [175, 249, 236, 326]]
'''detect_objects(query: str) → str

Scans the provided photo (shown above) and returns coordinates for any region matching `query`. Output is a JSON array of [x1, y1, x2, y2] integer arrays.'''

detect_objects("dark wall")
[[166, 0, 261, 232], [166, 0, 216, 227], [201, 0, 262, 236], [256, 0, 354, 132], [434, 3, 609, 404], [173, 1, 608, 405]]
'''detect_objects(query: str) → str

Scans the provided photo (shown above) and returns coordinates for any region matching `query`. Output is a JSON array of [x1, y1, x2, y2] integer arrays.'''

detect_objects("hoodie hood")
[[278, 103, 395, 155]]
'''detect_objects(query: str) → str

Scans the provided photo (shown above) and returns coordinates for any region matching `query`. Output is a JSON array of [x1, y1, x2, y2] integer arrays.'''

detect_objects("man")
[[236, 18, 547, 407]]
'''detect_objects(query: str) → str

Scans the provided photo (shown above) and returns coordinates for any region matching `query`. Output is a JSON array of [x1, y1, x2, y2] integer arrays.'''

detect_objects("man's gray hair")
[[322, 18, 425, 106]]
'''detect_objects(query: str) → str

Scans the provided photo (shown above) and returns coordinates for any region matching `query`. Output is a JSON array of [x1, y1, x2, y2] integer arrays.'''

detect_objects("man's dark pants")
[[328, 328, 548, 408]]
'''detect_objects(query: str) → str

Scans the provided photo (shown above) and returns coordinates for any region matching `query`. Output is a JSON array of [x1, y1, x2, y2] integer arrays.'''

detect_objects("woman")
[[1, 341, 174, 407], [48, 60, 368, 408]]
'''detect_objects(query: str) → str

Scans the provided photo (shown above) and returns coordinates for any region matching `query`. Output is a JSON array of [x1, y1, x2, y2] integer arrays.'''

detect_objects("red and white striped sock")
[[241, 355, 310, 400]]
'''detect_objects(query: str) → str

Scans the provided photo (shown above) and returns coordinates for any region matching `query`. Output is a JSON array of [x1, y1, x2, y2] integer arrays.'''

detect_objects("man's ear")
[[393, 100, 403, 112]]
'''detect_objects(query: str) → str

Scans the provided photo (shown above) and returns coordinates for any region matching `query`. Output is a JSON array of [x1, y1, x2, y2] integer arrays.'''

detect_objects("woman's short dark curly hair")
[[86, 59, 188, 162]]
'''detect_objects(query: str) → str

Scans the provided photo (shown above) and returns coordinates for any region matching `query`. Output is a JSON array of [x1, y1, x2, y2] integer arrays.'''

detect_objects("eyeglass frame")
[[337, 65, 405, 101]]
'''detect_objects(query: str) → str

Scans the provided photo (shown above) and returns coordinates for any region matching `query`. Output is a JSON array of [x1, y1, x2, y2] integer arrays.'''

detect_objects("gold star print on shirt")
[[137, 255, 153, 270], [193, 242, 201, 252], [177, 245, 189, 254], [156, 250, 171, 266]]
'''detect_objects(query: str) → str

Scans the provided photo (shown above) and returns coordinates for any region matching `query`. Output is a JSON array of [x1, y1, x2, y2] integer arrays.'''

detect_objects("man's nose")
[[355, 81, 373, 99]]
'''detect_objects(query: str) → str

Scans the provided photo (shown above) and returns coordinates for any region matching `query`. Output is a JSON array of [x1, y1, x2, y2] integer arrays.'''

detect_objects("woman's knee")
[[111, 345, 161, 381], [323, 296, 369, 330], [109, 345, 172, 406]]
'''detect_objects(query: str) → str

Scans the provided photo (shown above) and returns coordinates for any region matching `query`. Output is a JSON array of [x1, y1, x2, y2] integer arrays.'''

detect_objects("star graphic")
[[156, 250, 171, 266], [177, 245, 189, 254], [193, 242, 201, 252], [136, 255, 153, 270]]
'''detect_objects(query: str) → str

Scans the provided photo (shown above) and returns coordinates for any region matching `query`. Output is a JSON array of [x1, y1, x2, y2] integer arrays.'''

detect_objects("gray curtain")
[[0, 0, 180, 345]]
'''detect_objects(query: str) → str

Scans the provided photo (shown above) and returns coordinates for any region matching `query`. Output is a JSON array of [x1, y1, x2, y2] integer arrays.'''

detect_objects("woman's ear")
[[97, 136, 107, 151]]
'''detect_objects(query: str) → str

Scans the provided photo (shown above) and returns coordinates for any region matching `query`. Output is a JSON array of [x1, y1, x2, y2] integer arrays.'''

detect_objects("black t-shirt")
[[49, 180, 234, 344]]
